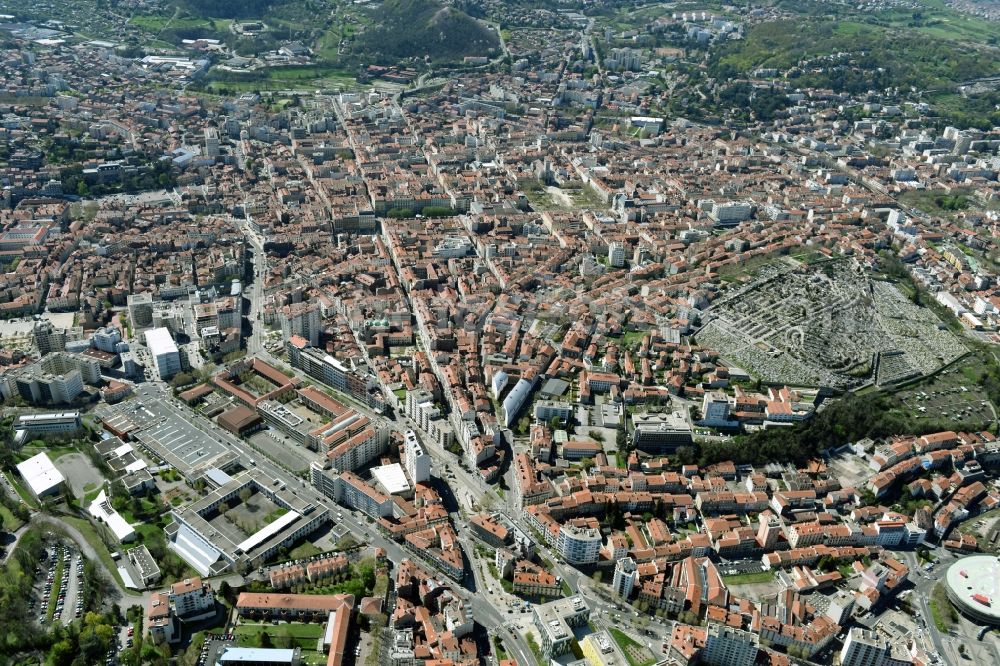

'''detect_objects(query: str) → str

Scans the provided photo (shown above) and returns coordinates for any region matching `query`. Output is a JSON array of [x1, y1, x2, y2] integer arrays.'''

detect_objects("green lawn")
[[288, 541, 322, 560], [929, 582, 957, 632], [608, 627, 656, 666], [59, 516, 125, 588], [235, 622, 326, 650], [616, 329, 649, 350], [2, 471, 38, 509], [721, 571, 775, 585], [0, 502, 23, 530]]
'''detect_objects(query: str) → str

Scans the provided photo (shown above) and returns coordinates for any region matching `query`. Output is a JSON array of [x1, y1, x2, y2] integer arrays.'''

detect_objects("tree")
[[218, 502, 230, 515], [260, 631, 272, 648], [591, 571, 603, 583], [76, 181, 89, 197], [239, 488, 252, 504]]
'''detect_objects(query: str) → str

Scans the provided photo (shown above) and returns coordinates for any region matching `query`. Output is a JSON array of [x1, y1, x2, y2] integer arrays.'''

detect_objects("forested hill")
[[354, 0, 500, 64], [175, 0, 283, 19]]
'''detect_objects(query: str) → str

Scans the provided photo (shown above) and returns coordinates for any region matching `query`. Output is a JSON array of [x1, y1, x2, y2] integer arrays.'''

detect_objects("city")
[[2, 1, 1000, 666]]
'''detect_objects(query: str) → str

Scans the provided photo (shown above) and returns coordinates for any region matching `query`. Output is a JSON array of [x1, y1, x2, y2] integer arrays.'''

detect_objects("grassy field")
[[59, 516, 125, 588], [721, 571, 775, 586], [201, 65, 363, 94], [898, 188, 975, 218], [608, 627, 656, 666], [886, 352, 994, 431], [288, 541, 323, 560], [2, 471, 38, 509], [929, 581, 958, 632], [0, 502, 23, 530], [235, 622, 326, 651]]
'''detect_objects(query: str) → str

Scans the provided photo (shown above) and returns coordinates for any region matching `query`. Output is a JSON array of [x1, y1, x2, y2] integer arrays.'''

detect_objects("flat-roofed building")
[[702, 623, 758, 666], [126, 544, 162, 588], [218, 647, 301, 666], [532, 596, 590, 660], [581, 630, 629, 666], [145, 327, 181, 379], [14, 411, 82, 435], [631, 411, 692, 453], [403, 430, 430, 484], [166, 470, 329, 576], [16, 451, 64, 498], [371, 463, 412, 497], [556, 521, 602, 564]]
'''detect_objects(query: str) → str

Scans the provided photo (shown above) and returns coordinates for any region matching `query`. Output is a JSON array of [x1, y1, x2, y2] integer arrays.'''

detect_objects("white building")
[[556, 523, 602, 564], [403, 430, 430, 484], [145, 327, 181, 379], [502, 378, 533, 428], [701, 392, 736, 427], [16, 451, 65, 498], [608, 241, 626, 268], [88, 489, 136, 543], [706, 200, 753, 227], [534, 400, 573, 424], [371, 463, 411, 496], [279, 303, 322, 347], [612, 556, 638, 599], [702, 623, 758, 666], [839, 628, 894, 666], [92, 326, 123, 354], [204, 127, 220, 158], [169, 577, 216, 620], [14, 411, 82, 435]]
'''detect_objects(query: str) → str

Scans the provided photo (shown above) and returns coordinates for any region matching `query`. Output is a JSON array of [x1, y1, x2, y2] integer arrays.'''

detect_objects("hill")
[[709, 17, 1000, 94], [174, 0, 283, 19], [354, 0, 499, 65]]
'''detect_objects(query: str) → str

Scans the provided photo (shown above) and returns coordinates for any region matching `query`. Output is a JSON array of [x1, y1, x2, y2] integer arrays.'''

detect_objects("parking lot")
[[248, 429, 314, 473], [53, 452, 105, 498]]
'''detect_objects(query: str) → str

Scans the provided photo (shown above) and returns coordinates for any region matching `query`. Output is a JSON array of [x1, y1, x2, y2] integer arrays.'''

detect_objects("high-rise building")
[[92, 326, 123, 354], [612, 556, 638, 599], [608, 241, 626, 268], [556, 521, 602, 564], [702, 623, 758, 666], [145, 327, 181, 379], [33, 320, 83, 354], [279, 302, 322, 346], [403, 430, 430, 484], [204, 127, 220, 158], [127, 293, 155, 331], [839, 628, 893, 666], [756, 511, 783, 550]]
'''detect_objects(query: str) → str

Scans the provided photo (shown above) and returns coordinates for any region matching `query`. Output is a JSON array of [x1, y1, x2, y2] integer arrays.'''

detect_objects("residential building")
[[532, 596, 590, 660], [702, 623, 758, 666], [403, 430, 430, 484], [839, 628, 893, 666], [612, 557, 638, 599], [145, 327, 181, 379], [169, 577, 216, 620]]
